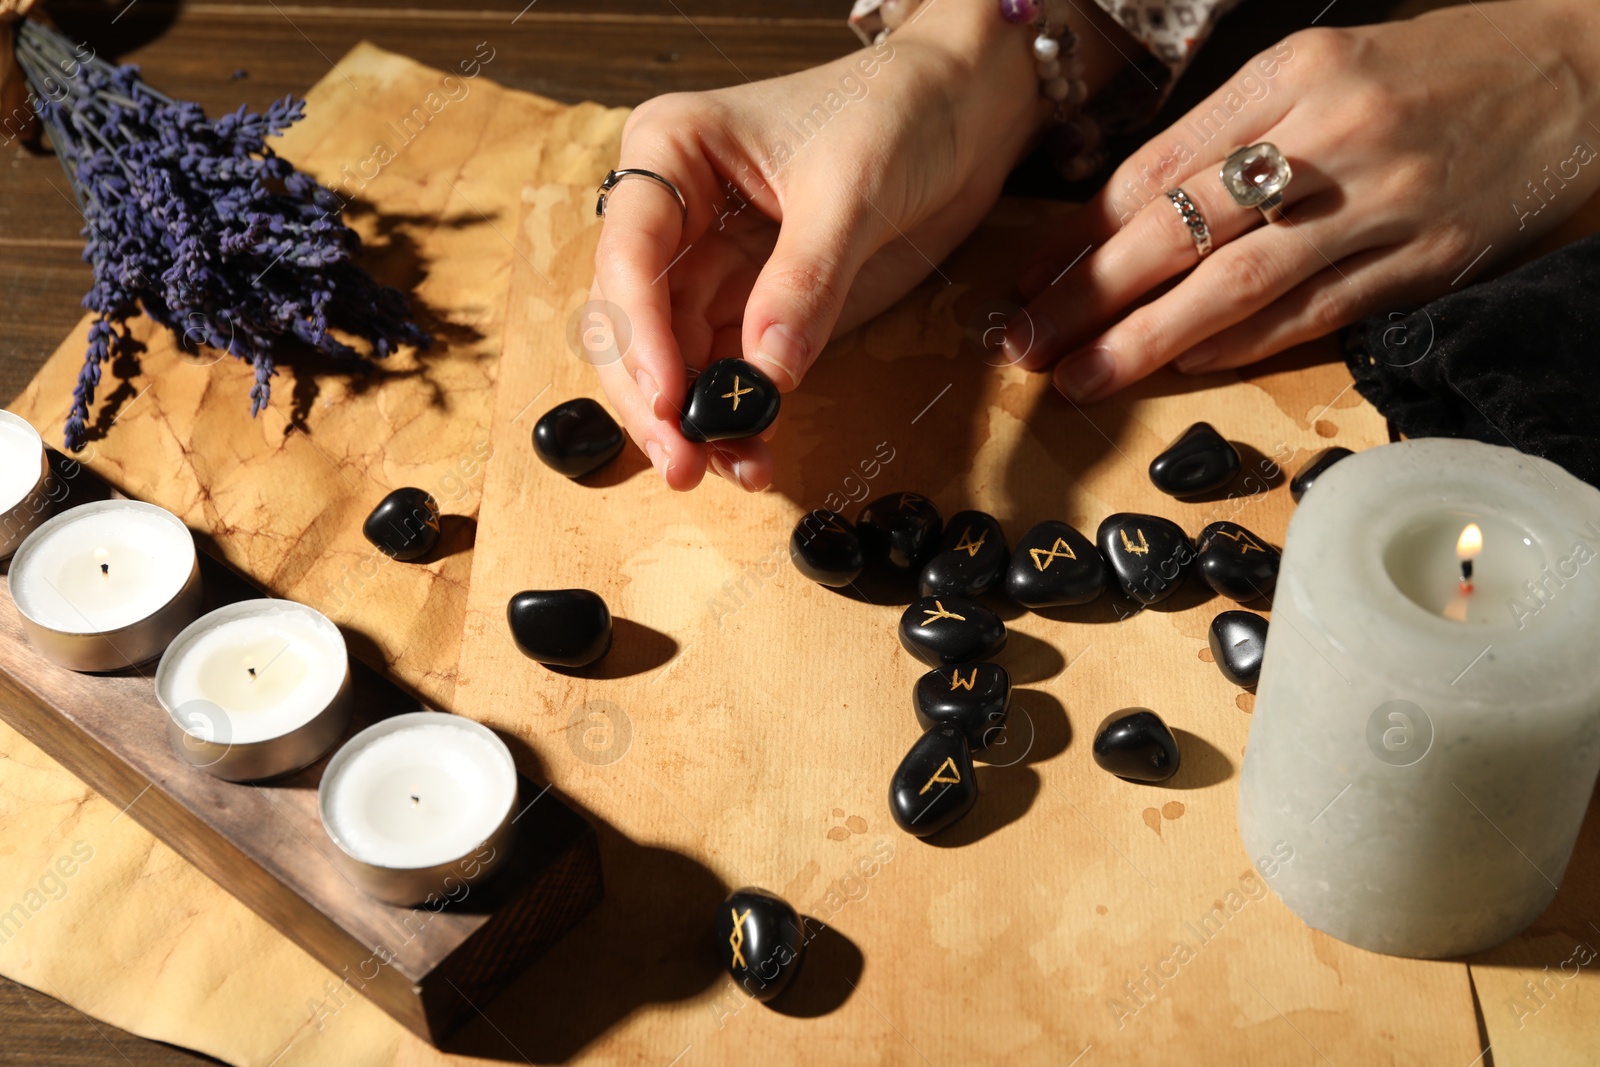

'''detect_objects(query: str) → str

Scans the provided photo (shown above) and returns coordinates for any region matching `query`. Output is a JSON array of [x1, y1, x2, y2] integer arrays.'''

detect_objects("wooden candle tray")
[[0, 456, 603, 1044]]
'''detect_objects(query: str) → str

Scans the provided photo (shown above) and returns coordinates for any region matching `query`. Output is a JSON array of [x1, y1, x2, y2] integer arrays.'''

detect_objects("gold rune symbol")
[[919, 756, 962, 795], [824, 518, 849, 535], [922, 600, 966, 624], [1212, 527, 1265, 554], [1030, 537, 1078, 571], [897, 493, 921, 511], [953, 527, 987, 557], [950, 668, 978, 691], [721, 376, 754, 410], [728, 907, 751, 968], [1120, 529, 1151, 555]]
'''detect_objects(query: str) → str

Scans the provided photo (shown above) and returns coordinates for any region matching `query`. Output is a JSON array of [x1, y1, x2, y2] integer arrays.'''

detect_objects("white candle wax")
[[157, 600, 349, 746], [11, 502, 195, 634], [321, 713, 516, 871], [0, 411, 49, 557], [1239, 438, 1600, 958]]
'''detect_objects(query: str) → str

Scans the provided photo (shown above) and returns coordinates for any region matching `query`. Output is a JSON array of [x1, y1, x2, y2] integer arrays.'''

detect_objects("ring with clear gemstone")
[[1220, 142, 1292, 215]]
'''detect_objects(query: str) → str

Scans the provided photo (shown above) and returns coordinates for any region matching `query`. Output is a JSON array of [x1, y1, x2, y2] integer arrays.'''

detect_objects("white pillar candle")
[[156, 599, 352, 781], [8, 500, 202, 671], [0, 411, 49, 558], [1239, 438, 1600, 958], [319, 712, 517, 905]]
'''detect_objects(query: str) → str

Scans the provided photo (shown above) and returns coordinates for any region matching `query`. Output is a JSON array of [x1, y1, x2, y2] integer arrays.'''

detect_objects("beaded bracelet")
[[848, 0, 1103, 180]]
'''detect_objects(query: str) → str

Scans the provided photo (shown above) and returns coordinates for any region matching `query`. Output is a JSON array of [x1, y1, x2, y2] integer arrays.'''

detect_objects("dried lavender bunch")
[[13, 20, 431, 451]]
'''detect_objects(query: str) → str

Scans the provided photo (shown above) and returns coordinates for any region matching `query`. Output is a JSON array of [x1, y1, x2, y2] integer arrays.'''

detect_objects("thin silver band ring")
[[1166, 188, 1213, 259], [596, 168, 688, 223]]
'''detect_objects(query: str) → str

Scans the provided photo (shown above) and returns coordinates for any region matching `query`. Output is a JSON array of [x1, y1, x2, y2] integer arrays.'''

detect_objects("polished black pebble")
[[789, 509, 865, 588], [1097, 513, 1195, 605], [1196, 520, 1280, 603], [914, 663, 1010, 752], [507, 589, 612, 667], [714, 888, 806, 1002], [858, 492, 943, 573], [1092, 708, 1181, 783], [1148, 422, 1240, 498], [1209, 610, 1268, 688], [1290, 446, 1354, 502], [679, 358, 780, 443], [897, 595, 1006, 667], [1006, 520, 1106, 608], [532, 397, 624, 478], [362, 487, 441, 562], [920, 511, 1008, 598], [889, 724, 978, 837]]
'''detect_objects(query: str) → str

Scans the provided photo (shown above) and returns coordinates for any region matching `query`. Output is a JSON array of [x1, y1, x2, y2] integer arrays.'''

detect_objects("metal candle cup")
[[318, 712, 518, 907], [8, 500, 203, 672], [0, 411, 50, 558], [156, 599, 353, 782]]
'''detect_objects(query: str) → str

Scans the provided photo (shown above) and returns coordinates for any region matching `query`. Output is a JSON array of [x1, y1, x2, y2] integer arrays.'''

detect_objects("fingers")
[[739, 187, 887, 393], [1050, 189, 1365, 401], [1018, 46, 1301, 301], [1171, 244, 1410, 374], [1010, 169, 1328, 372]]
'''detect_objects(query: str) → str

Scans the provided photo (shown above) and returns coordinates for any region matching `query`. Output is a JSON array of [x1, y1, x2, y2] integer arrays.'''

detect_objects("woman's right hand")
[[589, 4, 1048, 491]]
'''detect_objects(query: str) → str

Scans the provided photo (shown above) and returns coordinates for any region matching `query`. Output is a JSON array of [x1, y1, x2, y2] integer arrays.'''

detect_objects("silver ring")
[[596, 168, 688, 222], [1219, 142, 1292, 223], [1166, 188, 1212, 259]]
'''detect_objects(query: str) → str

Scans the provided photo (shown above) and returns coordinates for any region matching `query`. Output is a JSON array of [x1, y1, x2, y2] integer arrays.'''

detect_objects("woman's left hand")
[[1009, 0, 1600, 401]]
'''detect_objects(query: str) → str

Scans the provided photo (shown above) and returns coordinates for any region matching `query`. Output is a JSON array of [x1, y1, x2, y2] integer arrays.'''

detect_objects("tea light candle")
[[0, 411, 49, 558], [319, 712, 517, 906], [156, 599, 352, 781], [1239, 438, 1600, 958], [9, 500, 203, 671]]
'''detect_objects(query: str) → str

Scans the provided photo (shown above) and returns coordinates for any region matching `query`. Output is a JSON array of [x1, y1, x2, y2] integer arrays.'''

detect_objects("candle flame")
[[1457, 523, 1483, 561]]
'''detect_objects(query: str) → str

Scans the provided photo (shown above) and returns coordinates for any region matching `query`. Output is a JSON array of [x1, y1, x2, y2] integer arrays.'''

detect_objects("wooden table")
[[0, 0, 1413, 1062]]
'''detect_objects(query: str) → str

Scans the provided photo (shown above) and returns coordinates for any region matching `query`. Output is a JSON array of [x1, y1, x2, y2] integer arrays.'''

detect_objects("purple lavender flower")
[[14, 21, 431, 451]]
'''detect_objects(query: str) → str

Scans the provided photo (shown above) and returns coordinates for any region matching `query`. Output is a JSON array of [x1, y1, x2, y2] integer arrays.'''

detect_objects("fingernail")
[[636, 368, 662, 415], [644, 440, 669, 481], [1174, 340, 1220, 374], [731, 459, 765, 493], [1056, 346, 1116, 402], [1019, 261, 1054, 298], [750, 323, 805, 390], [707, 449, 734, 483], [1003, 311, 1058, 368]]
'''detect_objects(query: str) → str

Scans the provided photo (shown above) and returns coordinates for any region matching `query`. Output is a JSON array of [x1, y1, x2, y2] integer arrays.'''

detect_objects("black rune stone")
[[1209, 610, 1268, 688], [1005, 520, 1106, 608], [714, 888, 806, 1002], [1092, 708, 1181, 783], [1097, 513, 1195, 605], [889, 724, 977, 837], [507, 589, 612, 668], [858, 493, 943, 573], [1148, 422, 1240, 498], [1290, 446, 1354, 502], [920, 510, 1008, 598], [913, 662, 1010, 752], [363, 487, 441, 562], [532, 397, 624, 478], [679, 358, 781, 443], [897, 595, 1006, 667], [1196, 520, 1279, 603], [789, 509, 865, 588]]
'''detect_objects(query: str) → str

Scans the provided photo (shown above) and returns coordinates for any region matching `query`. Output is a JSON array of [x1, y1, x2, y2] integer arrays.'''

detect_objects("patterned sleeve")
[[1092, 0, 1244, 78]]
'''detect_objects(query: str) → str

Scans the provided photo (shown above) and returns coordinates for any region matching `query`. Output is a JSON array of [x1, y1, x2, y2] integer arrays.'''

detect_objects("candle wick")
[[409, 794, 420, 806], [247, 667, 257, 679], [99, 563, 109, 576], [1460, 558, 1474, 583]]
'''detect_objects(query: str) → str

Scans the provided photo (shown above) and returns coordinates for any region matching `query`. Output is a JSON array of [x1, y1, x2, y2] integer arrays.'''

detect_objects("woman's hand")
[[1010, 0, 1600, 401], [591, 5, 1052, 491]]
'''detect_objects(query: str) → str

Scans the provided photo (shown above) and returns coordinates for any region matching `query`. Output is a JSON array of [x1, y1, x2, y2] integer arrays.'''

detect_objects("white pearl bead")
[[1036, 59, 1061, 80], [1068, 78, 1088, 105], [1033, 35, 1060, 62], [1043, 77, 1070, 102]]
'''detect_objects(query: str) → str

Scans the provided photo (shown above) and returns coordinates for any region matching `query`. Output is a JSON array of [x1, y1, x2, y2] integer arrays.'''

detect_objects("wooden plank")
[[0, 456, 603, 1044], [436, 182, 1482, 1063], [0, 974, 226, 1066]]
